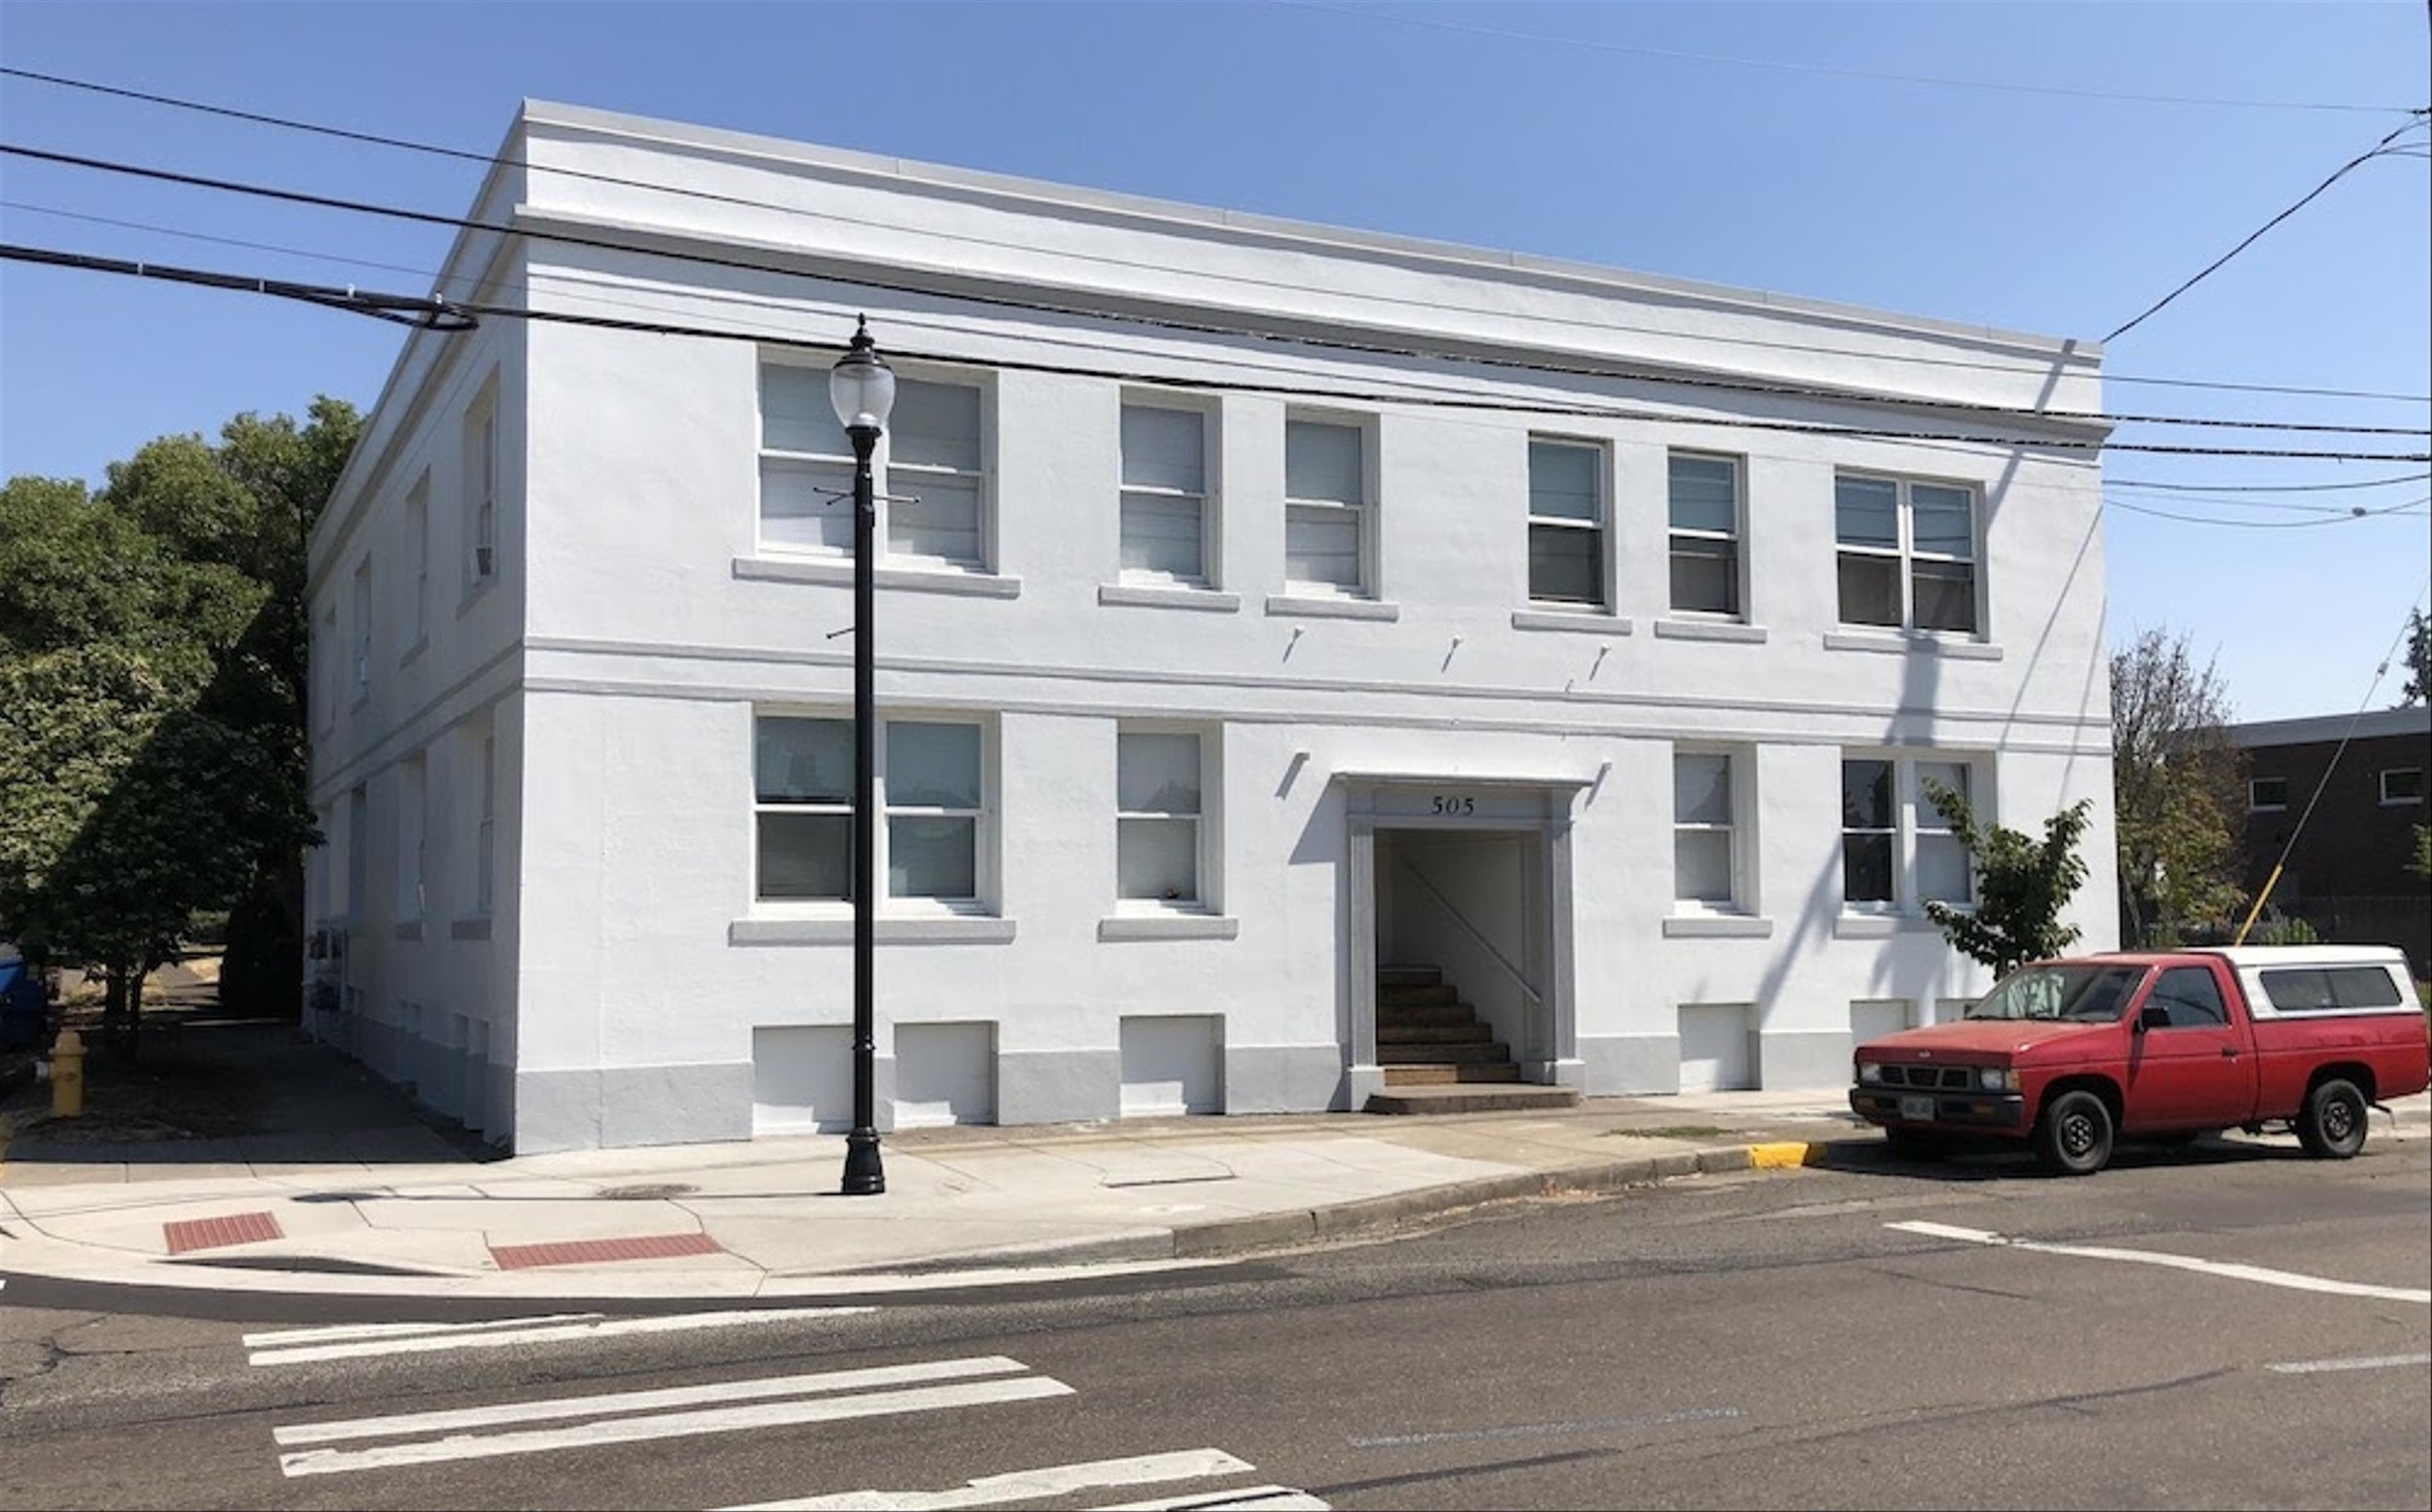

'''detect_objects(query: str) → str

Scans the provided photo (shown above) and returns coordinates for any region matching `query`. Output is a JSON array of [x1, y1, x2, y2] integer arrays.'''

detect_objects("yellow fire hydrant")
[[49, 1026, 85, 1118]]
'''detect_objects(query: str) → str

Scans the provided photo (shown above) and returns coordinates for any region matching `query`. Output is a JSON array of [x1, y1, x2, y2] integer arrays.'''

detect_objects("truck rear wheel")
[[2296, 1078, 2367, 1159], [2034, 1090, 2114, 1176]]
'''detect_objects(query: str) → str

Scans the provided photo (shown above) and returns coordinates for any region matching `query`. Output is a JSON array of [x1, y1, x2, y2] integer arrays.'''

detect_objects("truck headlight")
[[1977, 1067, 2020, 1092], [1858, 1062, 1884, 1085]]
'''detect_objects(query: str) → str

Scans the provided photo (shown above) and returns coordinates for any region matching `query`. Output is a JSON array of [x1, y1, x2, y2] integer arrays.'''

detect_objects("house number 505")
[[1431, 795, 1476, 816]]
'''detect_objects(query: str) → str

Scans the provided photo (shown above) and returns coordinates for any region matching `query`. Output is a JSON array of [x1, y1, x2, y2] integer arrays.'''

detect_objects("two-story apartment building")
[[2232, 705, 2431, 975], [303, 102, 2120, 1152]]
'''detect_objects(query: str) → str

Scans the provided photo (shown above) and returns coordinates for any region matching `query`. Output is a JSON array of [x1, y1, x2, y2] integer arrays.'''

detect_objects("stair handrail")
[[1391, 854, 1542, 1005]]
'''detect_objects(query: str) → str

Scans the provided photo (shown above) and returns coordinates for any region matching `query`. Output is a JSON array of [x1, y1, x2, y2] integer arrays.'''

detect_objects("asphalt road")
[[4, 1134, 2428, 1511]]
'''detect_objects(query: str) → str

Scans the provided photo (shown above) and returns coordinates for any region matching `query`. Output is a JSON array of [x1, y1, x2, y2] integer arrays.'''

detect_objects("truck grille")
[[1881, 1064, 1972, 1090]]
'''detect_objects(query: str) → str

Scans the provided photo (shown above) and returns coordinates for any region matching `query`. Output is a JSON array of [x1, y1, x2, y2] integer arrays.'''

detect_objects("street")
[[4, 1135, 2428, 1511]]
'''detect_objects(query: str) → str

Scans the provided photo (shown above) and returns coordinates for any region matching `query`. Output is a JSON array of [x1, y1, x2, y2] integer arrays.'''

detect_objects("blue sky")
[[1, 1, 2426, 721]]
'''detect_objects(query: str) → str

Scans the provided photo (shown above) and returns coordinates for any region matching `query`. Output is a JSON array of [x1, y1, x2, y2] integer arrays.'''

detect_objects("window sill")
[[1834, 913, 1943, 939], [398, 636, 430, 669], [733, 555, 1022, 598], [457, 577, 497, 619], [449, 916, 493, 941], [1099, 583, 1241, 614], [393, 919, 424, 942], [1654, 618, 1768, 645], [1265, 593, 1400, 622], [1098, 912, 1241, 941], [729, 915, 1018, 945], [1511, 608, 1633, 636], [1662, 914, 1773, 939], [1824, 630, 2003, 662]]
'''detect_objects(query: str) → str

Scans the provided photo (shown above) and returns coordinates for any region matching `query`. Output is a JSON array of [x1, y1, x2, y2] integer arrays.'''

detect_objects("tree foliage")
[[1921, 781, 2094, 978], [2111, 629, 2248, 948], [2402, 608, 2429, 707]]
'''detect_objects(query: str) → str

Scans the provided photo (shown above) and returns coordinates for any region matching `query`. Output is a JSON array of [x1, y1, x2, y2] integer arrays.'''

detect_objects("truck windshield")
[[1965, 965, 2146, 1023]]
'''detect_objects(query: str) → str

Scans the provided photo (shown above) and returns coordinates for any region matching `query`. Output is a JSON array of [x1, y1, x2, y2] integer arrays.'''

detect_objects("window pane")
[[1835, 476, 1900, 546], [2327, 966, 2404, 1008], [1669, 539, 1740, 615], [2153, 967, 2227, 1027], [761, 365, 849, 455], [1118, 731, 1200, 814], [889, 816, 977, 898], [1915, 762, 1968, 829], [2250, 778, 2289, 809], [1668, 455, 1738, 532], [1528, 441, 1600, 522], [1911, 560, 1977, 633], [1844, 833, 1894, 904], [1121, 406, 1204, 492], [1842, 759, 1894, 829], [889, 473, 983, 565], [1118, 817, 1199, 902], [1675, 830, 1733, 904], [757, 717, 852, 803], [1911, 486, 1974, 558], [757, 812, 851, 900], [1837, 553, 1902, 626], [1675, 753, 1732, 826], [890, 380, 982, 470], [1528, 522, 1602, 604], [760, 459, 854, 553], [1120, 493, 1204, 581], [887, 721, 980, 808], [2381, 768, 2423, 802], [1286, 504, 1362, 588], [1286, 420, 1363, 503], [1918, 834, 1971, 904]]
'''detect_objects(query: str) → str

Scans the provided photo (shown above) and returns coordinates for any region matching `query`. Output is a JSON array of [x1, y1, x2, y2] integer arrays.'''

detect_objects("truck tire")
[[2296, 1078, 2368, 1159], [2034, 1090, 2114, 1176]]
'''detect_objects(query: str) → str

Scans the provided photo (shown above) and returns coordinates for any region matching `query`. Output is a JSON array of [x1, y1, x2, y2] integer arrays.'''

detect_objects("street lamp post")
[[830, 316, 895, 1197]]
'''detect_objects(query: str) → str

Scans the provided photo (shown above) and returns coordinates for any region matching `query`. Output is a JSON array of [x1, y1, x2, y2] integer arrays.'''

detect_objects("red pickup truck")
[[1850, 945, 2430, 1175]]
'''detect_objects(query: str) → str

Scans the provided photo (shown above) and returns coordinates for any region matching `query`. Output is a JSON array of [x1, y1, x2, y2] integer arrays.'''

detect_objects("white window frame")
[[1666, 450, 1746, 621], [2249, 776, 2290, 813], [750, 711, 997, 916], [1671, 748, 1747, 912], [2381, 767, 2424, 805], [404, 473, 430, 655], [1117, 398, 1217, 588], [474, 729, 495, 918], [464, 387, 498, 597], [349, 558, 372, 706], [1526, 435, 1611, 610], [1282, 412, 1376, 600], [314, 603, 337, 734], [756, 355, 994, 574], [1834, 471, 1982, 636], [1115, 724, 1217, 912], [398, 752, 427, 925], [1841, 752, 1986, 914]]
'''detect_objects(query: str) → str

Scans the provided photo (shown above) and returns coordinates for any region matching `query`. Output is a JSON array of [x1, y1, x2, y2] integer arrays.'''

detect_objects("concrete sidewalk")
[[4, 1088, 2423, 1302]]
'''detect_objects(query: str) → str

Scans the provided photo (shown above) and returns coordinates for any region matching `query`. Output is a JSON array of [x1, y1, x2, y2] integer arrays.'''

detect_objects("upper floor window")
[[1835, 474, 1978, 634], [1118, 729, 1207, 907], [464, 392, 497, 593], [2249, 776, 2290, 812], [758, 362, 989, 570], [314, 603, 336, 734], [349, 558, 373, 703], [753, 714, 989, 905], [2380, 767, 2423, 805], [1527, 439, 1606, 607], [1673, 752, 1740, 908], [1284, 417, 1371, 597], [1843, 754, 1980, 910], [1668, 453, 1743, 618], [1120, 404, 1211, 586]]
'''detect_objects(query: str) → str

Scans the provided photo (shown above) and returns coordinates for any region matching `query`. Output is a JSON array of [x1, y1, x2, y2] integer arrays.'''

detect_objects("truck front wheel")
[[2296, 1078, 2368, 1159], [2034, 1090, 2114, 1176]]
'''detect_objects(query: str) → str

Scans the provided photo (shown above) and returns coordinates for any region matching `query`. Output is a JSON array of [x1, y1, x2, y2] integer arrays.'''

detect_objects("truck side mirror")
[[2137, 1003, 2171, 1033]]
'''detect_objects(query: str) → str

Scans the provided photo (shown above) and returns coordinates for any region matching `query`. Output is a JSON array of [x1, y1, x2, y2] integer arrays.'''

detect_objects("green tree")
[[2401, 608, 2429, 707], [1920, 781, 2094, 978], [2112, 629, 2248, 948]]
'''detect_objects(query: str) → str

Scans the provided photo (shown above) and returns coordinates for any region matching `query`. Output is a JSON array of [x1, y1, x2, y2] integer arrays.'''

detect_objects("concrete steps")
[[1368, 965, 1564, 1111], [1365, 1083, 1583, 1114]]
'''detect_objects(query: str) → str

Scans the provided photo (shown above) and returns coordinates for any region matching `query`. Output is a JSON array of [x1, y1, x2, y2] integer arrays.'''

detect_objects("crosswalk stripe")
[[279, 1376, 1075, 1477], [277, 1355, 1031, 1446], [1087, 1487, 1329, 1511], [249, 1306, 877, 1366], [243, 1313, 604, 1349], [721, 1449, 1260, 1511]]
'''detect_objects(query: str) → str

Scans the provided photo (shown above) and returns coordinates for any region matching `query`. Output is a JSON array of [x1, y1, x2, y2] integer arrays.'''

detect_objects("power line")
[[3, 65, 2425, 407], [1274, 3, 2422, 117], [0, 242, 469, 329], [2103, 470, 2431, 493], [7, 141, 2429, 444], [2105, 117, 2432, 342], [8, 238, 2429, 464], [2105, 494, 2431, 527]]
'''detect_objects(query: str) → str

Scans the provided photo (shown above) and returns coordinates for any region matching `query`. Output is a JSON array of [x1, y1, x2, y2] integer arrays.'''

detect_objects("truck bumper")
[[1849, 1088, 2029, 1133]]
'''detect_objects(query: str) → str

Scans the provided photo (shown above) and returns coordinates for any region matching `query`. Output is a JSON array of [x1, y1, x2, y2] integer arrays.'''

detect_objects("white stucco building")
[[303, 101, 2119, 1152]]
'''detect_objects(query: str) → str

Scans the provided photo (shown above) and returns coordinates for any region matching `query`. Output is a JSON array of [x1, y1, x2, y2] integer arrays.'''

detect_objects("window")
[[2381, 767, 2424, 805], [1673, 752, 1737, 905], [1118, 731, 1204, 905], [752, 715, 987, 905], [1668, 453, 1742, 617], [2248, 776, 2290, 812], [1835, 474, 1978, 634], [2257, 965, 2405, 1012], [1120, 404, 1210, 586], [474, 731, 495, 917], [1284, 417, 1369, 596], [465, 396, 497, 591], [2145, 966, 2228, 1028], [1527, 439, 1605, 607], [1843, 755, 1982, 910], [349, 559, 372, 703], [758, 362, 988, 570], [398, 753, 427, 922], [405, 476, 430, 649], [314, 604, 336, 733]]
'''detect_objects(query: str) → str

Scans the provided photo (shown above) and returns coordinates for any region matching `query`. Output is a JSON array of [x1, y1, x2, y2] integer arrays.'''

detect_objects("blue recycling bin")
[[0, 951, 49, 1049]]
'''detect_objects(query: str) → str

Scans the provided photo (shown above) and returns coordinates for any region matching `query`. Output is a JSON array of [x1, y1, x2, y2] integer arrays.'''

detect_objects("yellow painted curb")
[[1747, 1141, 1813, 1169]]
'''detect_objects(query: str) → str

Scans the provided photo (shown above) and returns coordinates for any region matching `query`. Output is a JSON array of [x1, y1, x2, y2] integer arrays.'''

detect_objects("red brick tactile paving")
[[488, 1232, 725, 1270], [163, 1211, 284, 1254]]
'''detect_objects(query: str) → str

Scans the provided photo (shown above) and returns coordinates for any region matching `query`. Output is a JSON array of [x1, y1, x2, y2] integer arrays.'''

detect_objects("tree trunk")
[[103, 962, 132, 1059]]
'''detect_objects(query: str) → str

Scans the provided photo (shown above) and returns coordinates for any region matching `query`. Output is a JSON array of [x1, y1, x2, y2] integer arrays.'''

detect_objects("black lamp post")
[[830, 315, 895, 1197]]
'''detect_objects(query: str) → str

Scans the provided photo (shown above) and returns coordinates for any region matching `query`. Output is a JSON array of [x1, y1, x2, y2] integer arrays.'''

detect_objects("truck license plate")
[[1899, 1095, 1935, 1122]]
